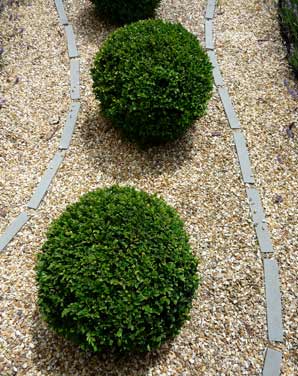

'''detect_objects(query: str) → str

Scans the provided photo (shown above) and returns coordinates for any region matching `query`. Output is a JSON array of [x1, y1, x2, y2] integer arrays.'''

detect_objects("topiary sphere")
[[36, 186, 199, 353], [90, 0, 161, 24], [91, 19, 213, 146]]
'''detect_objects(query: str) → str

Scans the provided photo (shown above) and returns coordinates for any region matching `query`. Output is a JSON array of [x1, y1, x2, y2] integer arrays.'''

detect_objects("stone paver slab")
[[205, 19, 214, 50], [70, 59, 80, 100], [65, 25, 78, 58], [206, 0, 216, 19], [27, 152, 65, 210], [54, 0, 68, 25], [207, 51, 224, 86], [0, 212, 29, 252], [233, 130, 254, 183], [218, 87, 241, 129], [59, 102, 80, 149], [263, 259, 283, 342], [246, 187, 273, 252], [263, 348, 282, 376]]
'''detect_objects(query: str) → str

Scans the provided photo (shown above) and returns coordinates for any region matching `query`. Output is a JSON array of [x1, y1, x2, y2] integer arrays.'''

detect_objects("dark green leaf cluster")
[[89, 0, 161, 24], [91, 20, 213, 145], [36, 186, 199, 353], [279, 0, 298, 76]]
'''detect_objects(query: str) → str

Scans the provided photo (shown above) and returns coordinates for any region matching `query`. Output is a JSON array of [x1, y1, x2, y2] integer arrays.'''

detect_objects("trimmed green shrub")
[[36, 186, 199, 353], [91, 19, 213, 145], [90, 0, 161, 24], [279, 0, 298, 76]]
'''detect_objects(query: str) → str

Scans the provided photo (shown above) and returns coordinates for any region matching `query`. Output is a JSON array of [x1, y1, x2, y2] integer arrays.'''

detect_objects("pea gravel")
[[0, 0, 296, 375]]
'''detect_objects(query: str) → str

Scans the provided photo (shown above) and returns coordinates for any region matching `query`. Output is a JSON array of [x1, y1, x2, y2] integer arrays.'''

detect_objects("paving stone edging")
[[0, 0, 80, 252], [204, 1, 284, 374]]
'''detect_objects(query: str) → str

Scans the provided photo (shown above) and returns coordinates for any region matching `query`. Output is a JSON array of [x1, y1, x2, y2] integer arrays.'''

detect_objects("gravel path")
[[215, 0, 298, 373], [0, 0, 69, 232], [0, 0, 297, 375]]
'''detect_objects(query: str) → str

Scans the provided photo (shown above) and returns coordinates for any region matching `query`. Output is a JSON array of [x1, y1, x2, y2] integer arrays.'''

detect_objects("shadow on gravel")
[[30, 311, 171, 376], [71, 2, 115, 46], [79, 109, 196, 180]]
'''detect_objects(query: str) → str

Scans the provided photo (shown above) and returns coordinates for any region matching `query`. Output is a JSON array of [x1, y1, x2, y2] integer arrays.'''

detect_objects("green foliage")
[[89, 0, 161, 24], [36, 186, 199, 353], [279, 0, 298, 76], [91, 19, 213, 145]]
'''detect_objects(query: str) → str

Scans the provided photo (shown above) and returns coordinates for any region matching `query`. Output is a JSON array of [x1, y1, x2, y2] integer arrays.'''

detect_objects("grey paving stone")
[[27, 152, 65, 210], [246, 187, 273, 253], [263, 259, 283, 342], [70, 59, 80, 100], [205, 19, 214, 50], [0, 212, 29, 252], [54, 0, 68, 25], [263, 348, 282, 376], [59, 102, 80, 149], [218, 86, 241, 129], [233, 131, 255, 184], [207, 51, 224, 86], [206, 0, 216, 19], [65, 25, 78, 58]]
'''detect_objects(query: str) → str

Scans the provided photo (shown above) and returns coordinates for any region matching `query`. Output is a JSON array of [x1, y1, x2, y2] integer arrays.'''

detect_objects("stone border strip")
[[205, 19, 214, 50], [218, 86, 241, 129], [70, 59, 80, 100], [263, 260, 283, 342], [233, 130, 255, 183], [0, 212, 29, 252], [205, 0, 284, 372], [65, 24, 79, 58], [59, 102, 80, 150], [54, 0, 68, 25], [206, 0, 216, 19], [263, 348, 282, 376], [207, 51, 224, 86], [246, 187, 274, 253], [0, 0, 81, 251], [27, 151, 66, 210]]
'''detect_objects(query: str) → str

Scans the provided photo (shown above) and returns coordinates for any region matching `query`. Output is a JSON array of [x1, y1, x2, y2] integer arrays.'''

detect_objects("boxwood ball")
[[36, 186, 199, 353], [91, 19, 213, 146], [90, 0, 162, 24]]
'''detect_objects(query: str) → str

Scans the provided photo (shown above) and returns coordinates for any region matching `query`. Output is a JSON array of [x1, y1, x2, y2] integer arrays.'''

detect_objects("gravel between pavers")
[[0, 0, 296, 374]]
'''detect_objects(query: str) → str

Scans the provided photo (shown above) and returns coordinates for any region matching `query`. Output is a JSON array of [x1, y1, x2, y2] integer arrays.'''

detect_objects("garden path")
[[0, 0, 297, 374]]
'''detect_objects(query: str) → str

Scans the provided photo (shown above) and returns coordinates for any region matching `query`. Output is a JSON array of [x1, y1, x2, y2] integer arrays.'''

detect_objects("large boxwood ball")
[[36, 186, 199, 353], [90, 0, 161, 24], [91, 20, 213, 145]]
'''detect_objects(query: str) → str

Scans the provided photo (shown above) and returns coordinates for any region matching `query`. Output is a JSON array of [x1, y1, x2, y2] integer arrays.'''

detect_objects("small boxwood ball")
[[90, 0, 162, 24], [91, 19, 213, 146], [36, 186, 199, 353]]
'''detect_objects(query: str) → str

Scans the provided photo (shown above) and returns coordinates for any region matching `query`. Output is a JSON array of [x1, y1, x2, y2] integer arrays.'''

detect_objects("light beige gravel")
[[0, 0, 70, 233], [215, 0, 298, 374], [0, 0, 295, 374]]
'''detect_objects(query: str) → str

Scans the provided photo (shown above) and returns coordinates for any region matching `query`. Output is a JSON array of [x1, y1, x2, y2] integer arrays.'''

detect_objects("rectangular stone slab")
[[0, 212, 29, 252], [54, 0, 68, 25], [263, 348, 282, 376], [207, 51, 224, 86], [59, 102, 80, 149], [27, 152, 65, 209], [206, 0, 216, 19], [70, 59, 80, 100], [246, 187, 273, 252], [218, 87, 241, 129], [65, 25, 78, 58], [205, 19, 214, 50], [233, 131, 255, 183], [263, 259, 283, 342]]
